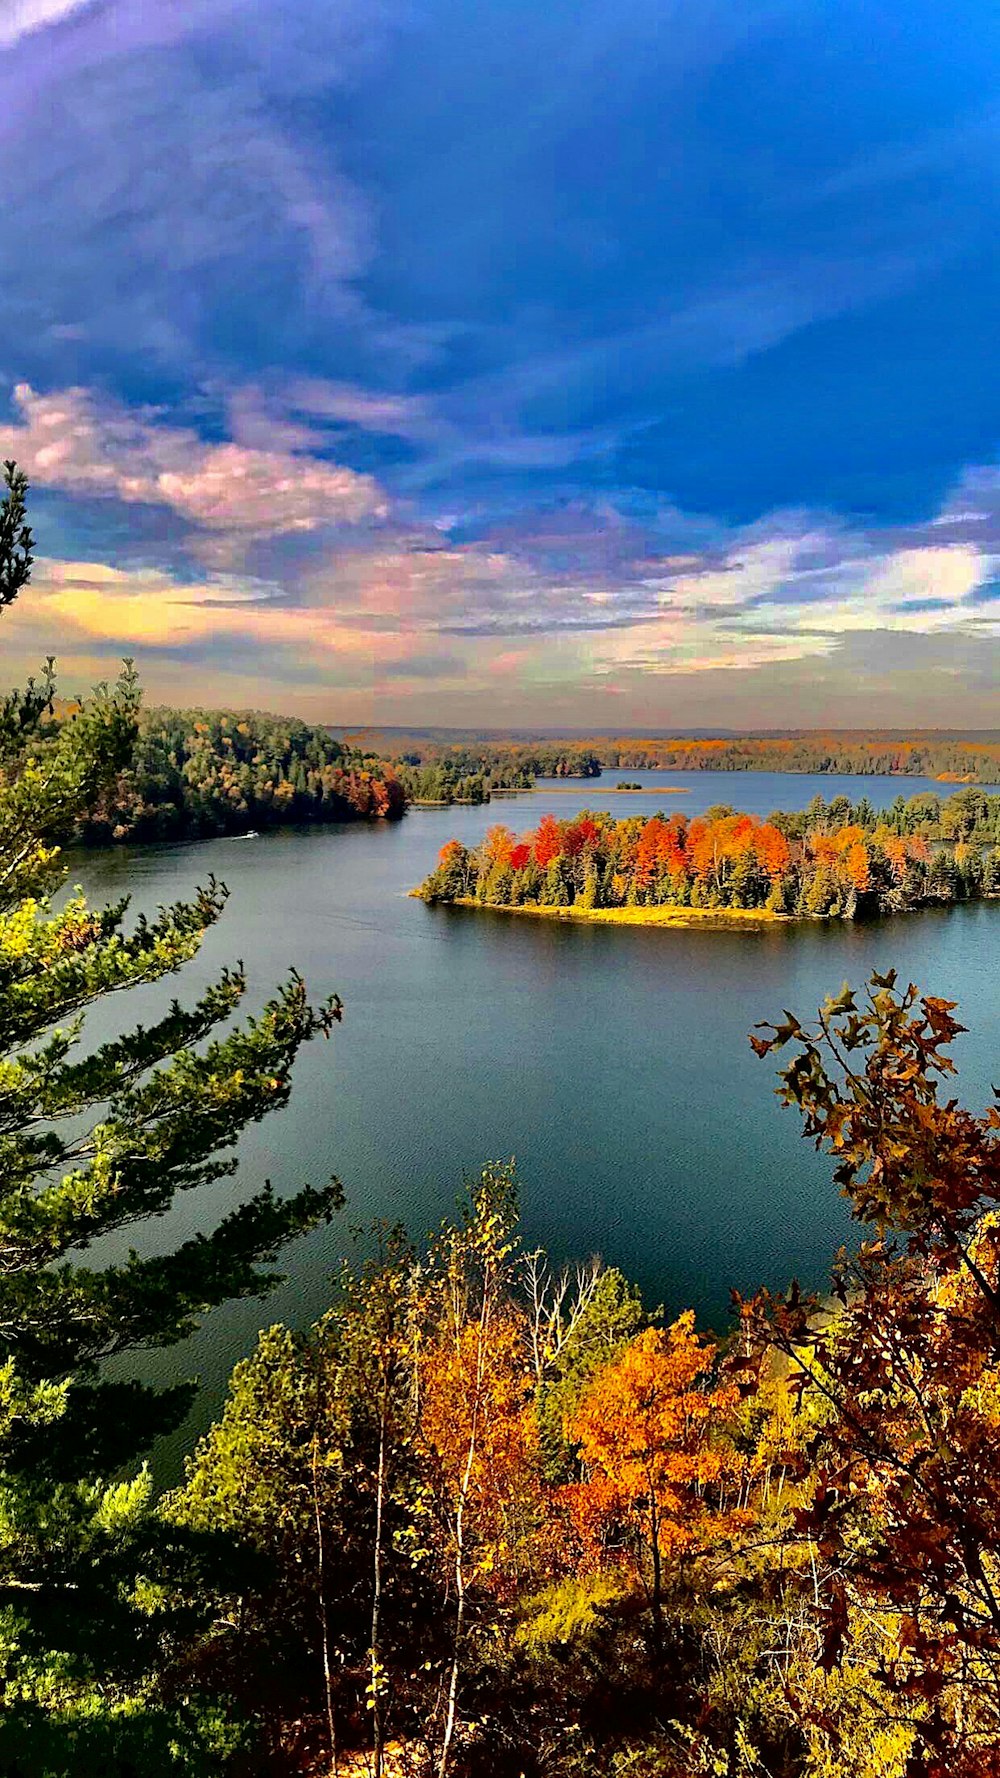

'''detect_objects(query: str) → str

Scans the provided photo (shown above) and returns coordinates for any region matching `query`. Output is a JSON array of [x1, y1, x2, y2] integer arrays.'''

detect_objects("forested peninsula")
[[65, 711, 537, 842], [66, 706, 406, 843], [419, 790, 1000, 922]]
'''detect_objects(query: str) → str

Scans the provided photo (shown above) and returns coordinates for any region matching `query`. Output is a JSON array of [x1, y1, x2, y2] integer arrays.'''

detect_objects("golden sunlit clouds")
[[0, 375, 997, 725], [15, 559, 387, 658], [0, 554, 589, 710], [3, 528, 995, 720], [34, 562, 266, 648]]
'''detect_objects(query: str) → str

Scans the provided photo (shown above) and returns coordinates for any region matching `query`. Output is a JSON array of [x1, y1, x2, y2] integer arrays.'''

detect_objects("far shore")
[[526, 783, 692, 794], [410, 892, 785, 928]]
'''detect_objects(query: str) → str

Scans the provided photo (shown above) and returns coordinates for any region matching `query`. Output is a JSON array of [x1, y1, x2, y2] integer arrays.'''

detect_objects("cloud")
[[0, 0, 94, 47], [852, 546, 986, 628], [0, 383, 389, 538], [1, 374, 998, 726], [281, 380, 435, 439], [6, 555, 464, 689], [0, 1, 392, 379], [6, 526, 998, 729]]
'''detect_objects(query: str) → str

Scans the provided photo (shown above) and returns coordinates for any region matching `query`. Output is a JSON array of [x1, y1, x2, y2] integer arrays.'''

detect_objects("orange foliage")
[[418, 1311, 544, 1596], [482, 824, 515, 869], [844, 839, 871, 891], [753, 822, 790, 878], [883, 834, 910, 883], [568, 1316, 746, 1574], [831, 824, 866, 853], [633, 817, 667, 888]]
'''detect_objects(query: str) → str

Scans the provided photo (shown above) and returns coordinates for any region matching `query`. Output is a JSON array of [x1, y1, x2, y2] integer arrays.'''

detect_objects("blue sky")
[[0, 0, 997, 726]]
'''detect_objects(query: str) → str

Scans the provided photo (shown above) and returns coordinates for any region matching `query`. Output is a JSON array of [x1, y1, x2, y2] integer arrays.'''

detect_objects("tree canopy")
[[420, 796, 1000, 919]]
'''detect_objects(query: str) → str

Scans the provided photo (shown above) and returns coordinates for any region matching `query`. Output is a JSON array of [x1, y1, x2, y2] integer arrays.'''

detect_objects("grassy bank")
[[411, 892, 785, 927]]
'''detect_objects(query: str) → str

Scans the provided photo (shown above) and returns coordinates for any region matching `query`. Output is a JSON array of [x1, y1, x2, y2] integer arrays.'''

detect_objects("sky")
[[0, 0, 998, 729]]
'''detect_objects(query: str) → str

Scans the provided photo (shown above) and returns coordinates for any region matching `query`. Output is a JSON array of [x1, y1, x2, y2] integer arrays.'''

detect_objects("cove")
[[73, 770, 1000, 1476]]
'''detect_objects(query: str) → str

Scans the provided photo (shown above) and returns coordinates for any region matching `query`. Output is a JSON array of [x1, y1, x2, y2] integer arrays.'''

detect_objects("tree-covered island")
[[418, 795, 1000, 922]]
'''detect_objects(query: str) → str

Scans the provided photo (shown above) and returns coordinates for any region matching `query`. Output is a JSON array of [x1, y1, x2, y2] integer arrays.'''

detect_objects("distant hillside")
[[331, 728, 1000, 786]]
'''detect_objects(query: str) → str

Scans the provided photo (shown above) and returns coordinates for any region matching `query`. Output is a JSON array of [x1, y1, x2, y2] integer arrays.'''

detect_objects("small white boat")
[[235, 830, 260, 840]]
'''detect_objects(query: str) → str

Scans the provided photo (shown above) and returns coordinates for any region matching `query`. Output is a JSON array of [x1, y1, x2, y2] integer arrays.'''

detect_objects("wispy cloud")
[[0, 0, 94, 48], [0, 1, 392, 379]]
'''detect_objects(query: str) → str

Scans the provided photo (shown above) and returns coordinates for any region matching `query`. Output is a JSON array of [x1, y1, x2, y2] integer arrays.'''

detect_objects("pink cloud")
[[489, 649, 531, 676], [283, 378, 433, 437], [1, 383, 389, 536]]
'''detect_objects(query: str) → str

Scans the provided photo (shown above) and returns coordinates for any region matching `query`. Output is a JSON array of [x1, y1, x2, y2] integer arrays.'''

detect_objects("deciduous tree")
[[747, 972, 1000, 1775]]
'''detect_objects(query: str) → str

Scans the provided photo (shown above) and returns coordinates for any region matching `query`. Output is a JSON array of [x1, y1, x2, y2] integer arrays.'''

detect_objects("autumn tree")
[[570, 1316, 747, 1657], [416, 1163, 545, 1775], [533, 814, 563, 869], [173, 1168, 563, 1774], [173, 1229, 432, 1775], [746, 972, 1000, 1776], [420, 801, 1000, 920]]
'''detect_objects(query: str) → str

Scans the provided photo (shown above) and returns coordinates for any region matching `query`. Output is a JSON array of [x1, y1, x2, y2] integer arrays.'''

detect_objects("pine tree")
[[0, 463, 343, 1770]]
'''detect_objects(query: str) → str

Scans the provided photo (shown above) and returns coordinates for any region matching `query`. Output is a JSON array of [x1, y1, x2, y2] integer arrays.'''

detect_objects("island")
[[415, 791, 1000, 923]]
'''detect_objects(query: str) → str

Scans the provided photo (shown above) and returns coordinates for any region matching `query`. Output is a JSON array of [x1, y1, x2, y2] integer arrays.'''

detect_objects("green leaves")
[[0, 464, 345, 1761], [0, 461, 33, 614]]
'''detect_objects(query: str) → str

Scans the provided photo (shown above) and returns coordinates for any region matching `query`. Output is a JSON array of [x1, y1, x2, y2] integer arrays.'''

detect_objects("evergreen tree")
[[0, 464, 343, 1771]]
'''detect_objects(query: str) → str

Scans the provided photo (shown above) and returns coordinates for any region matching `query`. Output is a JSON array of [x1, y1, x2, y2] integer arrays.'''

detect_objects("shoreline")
[[411, 892, 786, 927], [525, 783, 692, 794]]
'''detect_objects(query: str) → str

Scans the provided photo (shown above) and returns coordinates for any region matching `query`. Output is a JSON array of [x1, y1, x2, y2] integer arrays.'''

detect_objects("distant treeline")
[[420, 787, 1000, 919], [391, 744, 601, 788], [354, 729, 1000, 785], [394, 757, 536, 806], [592, 732, 1000, 782], [74, 708, 405, 843], [61, 714, 1000, 845]]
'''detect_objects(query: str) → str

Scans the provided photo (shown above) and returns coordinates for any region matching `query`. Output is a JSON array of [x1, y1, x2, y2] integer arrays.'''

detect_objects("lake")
[[75, 770, 1000, 1476]]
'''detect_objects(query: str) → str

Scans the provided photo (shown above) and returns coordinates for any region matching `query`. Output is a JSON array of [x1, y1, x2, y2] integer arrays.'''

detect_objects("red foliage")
[[533, 814, 562, 868]]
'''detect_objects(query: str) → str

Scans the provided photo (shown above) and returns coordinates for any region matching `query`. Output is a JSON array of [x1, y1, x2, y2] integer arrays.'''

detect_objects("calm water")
[[74, 771, 1000, 1475]]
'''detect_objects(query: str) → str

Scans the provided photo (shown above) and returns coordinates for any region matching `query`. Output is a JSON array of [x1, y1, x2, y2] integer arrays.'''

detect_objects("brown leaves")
[[747, 973, 1000, 1770], [751, 972, 999, 1240]]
